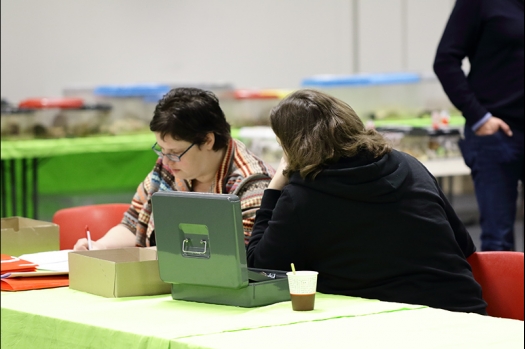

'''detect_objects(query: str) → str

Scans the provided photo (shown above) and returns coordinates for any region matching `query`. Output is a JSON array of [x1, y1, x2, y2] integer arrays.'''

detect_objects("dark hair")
[[149, 87, 231, 151], [270, 89, 392, 179]]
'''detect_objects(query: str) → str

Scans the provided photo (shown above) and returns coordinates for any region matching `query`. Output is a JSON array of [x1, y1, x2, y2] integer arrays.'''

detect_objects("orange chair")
[[52, 203, 130, 250], [467, 251, 524, 320]]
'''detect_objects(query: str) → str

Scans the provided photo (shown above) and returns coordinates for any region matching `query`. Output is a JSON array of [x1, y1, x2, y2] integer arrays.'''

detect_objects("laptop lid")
[[152, 191, 249, 289]]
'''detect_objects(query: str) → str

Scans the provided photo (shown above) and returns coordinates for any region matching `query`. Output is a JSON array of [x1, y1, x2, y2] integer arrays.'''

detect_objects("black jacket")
[[433, 0, 524, 131], [247, 150, 487, 314]]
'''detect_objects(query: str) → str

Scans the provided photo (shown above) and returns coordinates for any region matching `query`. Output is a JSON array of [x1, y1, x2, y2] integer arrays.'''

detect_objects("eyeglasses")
[[152, 142, 195, 162]]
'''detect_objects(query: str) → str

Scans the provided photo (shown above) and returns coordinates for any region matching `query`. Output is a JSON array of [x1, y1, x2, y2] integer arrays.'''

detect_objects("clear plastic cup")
[[286, 271, 319, 311]]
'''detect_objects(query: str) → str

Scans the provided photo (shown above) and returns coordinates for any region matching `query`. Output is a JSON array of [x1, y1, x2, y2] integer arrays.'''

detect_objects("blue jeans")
[[459, 127, 524, 251]]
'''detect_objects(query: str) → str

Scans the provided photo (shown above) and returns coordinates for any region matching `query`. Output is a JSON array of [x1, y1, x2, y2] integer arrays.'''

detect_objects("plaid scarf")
[[121, 139, 275, 247]]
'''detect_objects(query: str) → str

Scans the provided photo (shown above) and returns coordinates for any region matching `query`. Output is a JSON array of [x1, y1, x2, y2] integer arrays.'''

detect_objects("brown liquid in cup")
[[290, 293, 315, 311]]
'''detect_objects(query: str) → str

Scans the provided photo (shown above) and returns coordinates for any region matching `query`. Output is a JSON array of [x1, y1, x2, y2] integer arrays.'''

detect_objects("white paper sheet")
[[18, 250, 73, 272]]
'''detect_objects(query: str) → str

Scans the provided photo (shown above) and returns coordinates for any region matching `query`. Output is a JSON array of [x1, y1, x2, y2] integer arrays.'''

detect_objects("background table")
[[1, 287, 522, 349], [1, 134, 157, 219], [1, 129, 469, 220]]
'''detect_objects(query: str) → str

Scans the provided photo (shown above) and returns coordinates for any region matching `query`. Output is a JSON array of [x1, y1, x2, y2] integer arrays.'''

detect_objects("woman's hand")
[[72, 225, 136, 250], [73, 238, 106, 251], [269, 155, 289, 190]]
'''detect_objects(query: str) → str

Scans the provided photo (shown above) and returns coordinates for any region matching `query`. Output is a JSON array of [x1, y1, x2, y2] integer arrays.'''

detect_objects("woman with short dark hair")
[[74, 87, 274, 250], [247, 89, 487, 315]]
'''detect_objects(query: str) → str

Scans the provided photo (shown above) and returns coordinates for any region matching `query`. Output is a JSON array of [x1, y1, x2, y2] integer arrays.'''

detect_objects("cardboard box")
[[68, 247, 171, 298], [1, 217, 59, 257]]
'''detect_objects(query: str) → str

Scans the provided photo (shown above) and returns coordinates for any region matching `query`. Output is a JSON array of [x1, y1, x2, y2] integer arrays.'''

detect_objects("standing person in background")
[[433, 0, 524, 251], [74, 87, 274, 250]]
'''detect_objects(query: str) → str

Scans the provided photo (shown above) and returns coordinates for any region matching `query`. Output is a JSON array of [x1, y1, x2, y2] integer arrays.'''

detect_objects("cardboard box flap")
[[69, 248, 158, 263], [1, 217, 59, 257], [1, 217, 58, 231]]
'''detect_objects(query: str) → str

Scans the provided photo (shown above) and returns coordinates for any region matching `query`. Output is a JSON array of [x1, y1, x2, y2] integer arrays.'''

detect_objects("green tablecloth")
[[372, 115, 465, 128], [0, 131, 240, 219], [1, 135, 159, 219], [1, 130, 242, 194], [1, 134, 158, 196], [1, 130, 240, 160], [177, 307, 524, 349], [0, 125, 456, 220], [1, 287, 522, 349], [1, 134, 156, 159]]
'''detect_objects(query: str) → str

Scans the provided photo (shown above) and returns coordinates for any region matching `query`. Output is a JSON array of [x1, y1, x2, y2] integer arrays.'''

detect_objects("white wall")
[[1, 0, 455, 104]]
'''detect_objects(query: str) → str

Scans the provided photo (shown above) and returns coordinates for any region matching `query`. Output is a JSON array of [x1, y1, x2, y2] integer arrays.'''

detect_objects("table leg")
[[437, 176, 455, 206], [0, 158, 39, 219], [1, 160, 6, 217], [22, 159, 28, 217], [437, 177, 443, 191], [9, 159, 17, 216], [32, 158, 38, 219], [447, 176, 454, 206]]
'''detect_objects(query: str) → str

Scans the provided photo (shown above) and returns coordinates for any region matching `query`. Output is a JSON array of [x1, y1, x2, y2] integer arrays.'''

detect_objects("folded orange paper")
[[1, 275, 69, 291], [1, 254, 69, 291], [1, 254, 38, 273]]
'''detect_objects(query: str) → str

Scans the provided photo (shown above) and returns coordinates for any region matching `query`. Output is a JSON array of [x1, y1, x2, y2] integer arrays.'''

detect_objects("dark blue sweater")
[[434, 0, 524, 131]]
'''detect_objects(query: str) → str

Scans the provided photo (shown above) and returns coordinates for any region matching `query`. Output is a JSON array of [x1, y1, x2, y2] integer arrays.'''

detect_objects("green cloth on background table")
[[1, 287, 423, 349], [0, 134, 158, 218], [1, 130, 240, 160], [37, 151, 156, 195], [1, 130, 241, 195], [0, 131, 240, 219], [0, 134, 156, 160], [372, 115, 465, 128]]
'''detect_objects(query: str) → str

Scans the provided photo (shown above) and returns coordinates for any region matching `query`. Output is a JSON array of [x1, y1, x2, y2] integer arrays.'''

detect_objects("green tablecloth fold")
[[176, 306, 524, 349], [1, 287, 424, 349]]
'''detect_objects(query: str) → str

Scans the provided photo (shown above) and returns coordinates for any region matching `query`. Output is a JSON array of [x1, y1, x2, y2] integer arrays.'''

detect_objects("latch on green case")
[[179, 223, 210, 259]]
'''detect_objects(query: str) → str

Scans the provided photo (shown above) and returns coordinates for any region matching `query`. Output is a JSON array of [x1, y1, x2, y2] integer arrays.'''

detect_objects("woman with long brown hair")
[[247, 89, 487, 315]]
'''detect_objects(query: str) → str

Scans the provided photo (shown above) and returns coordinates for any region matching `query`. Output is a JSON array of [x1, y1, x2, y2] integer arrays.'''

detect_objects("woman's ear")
[[204, 132, 215, 150]]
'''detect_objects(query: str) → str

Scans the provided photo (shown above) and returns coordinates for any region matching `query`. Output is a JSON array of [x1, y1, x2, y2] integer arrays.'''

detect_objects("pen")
[[85, 225, 93, 250]]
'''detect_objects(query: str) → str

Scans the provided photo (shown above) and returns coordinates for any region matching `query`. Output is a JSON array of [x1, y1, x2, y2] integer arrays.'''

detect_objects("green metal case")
[[151, 191, 290, 307]]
